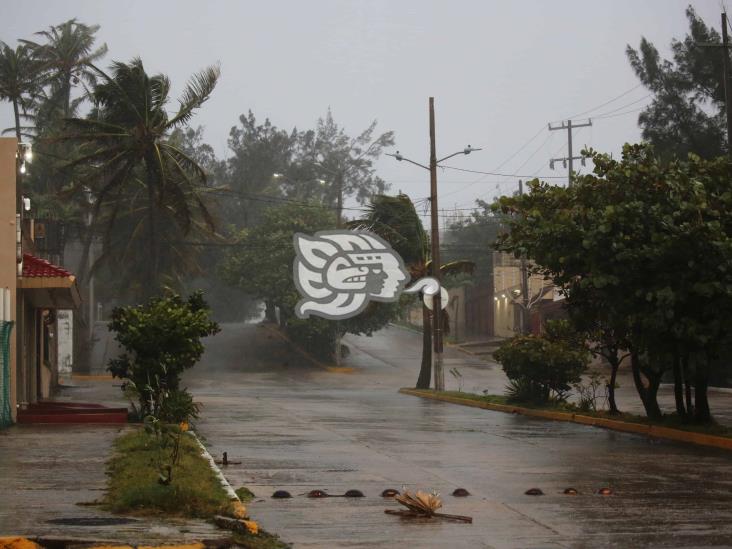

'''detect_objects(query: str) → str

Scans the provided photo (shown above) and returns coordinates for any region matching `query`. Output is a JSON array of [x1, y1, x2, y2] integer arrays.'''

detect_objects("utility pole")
[[428, 97, 444, 391], [548, 119, 592, 186], [518, 180, 530, 334], [387, 101, 480, 391], [722, 13, 732, 157]]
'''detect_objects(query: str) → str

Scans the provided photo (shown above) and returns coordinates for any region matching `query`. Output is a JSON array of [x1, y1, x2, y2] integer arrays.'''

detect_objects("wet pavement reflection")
[[187, 324, 732, 548]]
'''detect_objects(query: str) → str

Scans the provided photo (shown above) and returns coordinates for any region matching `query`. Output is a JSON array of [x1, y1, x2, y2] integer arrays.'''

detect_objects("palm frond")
[[168, 63, 220, 128]]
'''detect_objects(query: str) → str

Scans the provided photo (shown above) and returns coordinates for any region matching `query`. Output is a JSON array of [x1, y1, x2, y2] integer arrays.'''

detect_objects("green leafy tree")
[[627, 6, 727, 160], [297, 109, 394, 221], [58, 57, 220, 297], [220, 111, 297, 228], [494, 144, 732, 422], [108, 291, 220, 418], [221, 201, 340, 357]]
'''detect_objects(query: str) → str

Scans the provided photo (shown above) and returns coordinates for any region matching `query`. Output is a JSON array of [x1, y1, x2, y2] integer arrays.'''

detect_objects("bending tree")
[[59, 57, 220, 298]]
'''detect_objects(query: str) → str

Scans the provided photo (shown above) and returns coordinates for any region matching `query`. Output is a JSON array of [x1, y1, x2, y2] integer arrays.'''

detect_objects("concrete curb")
[[398, 388, 732, 452], [260, 323, 354, 373], [186, 431, 239, 502]]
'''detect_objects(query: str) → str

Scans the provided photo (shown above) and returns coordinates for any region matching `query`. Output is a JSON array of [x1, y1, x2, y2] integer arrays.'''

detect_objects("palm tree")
[[21, 18, 107, 122], [0, 42, 44, 141], [58, 57, 220, 298], [352, 194, 474, 389]]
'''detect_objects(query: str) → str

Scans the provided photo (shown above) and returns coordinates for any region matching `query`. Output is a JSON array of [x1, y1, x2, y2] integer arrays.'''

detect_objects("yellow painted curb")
[[399, 388, 732, 451], [260, 323, 355, 373], [137, 544, 204, 549], [71, 374, 114, 380], [0, 538, 41, 549]]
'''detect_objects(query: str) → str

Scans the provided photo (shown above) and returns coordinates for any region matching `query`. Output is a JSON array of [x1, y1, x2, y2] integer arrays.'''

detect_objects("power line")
[[593, 106, 647, 120], [492, 125, 547, 171], [560, 83, 645, 121], [438, 164, 567, 179], [591, 94, 651, 118]]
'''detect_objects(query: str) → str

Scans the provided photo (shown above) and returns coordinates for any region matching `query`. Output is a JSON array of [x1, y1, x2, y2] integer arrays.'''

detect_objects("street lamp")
[[387, 98, 481, 391]]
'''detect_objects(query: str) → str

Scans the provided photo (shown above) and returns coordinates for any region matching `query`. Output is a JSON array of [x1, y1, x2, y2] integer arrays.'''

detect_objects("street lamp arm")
[[386, 153, 430, 171], [436, 147, 482, 165]]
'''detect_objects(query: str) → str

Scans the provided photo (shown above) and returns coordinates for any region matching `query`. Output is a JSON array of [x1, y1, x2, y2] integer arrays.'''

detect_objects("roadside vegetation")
[[104, 429, 229, 517]]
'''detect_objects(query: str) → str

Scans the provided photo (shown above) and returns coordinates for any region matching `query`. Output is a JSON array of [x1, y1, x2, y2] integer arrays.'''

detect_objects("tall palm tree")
[[58, 57, 220, 298], [352, 194, 474, 389], [21, 18, 107, 122], [0, 42, 44, 141]]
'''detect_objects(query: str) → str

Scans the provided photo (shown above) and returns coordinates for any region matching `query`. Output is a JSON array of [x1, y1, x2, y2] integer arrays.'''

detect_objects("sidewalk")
[[0, 378, 221, 545]]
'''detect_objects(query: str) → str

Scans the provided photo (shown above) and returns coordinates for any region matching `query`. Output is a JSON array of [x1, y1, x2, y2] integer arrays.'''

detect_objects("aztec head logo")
[[293, 230, 410, 320]]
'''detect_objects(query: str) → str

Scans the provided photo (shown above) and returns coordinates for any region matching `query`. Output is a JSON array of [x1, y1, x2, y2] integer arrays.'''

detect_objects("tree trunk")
[[672, 350, 687, 418], [630, 351, 663, 420], [12, 98, 22, 142], [13, 98, 22, 215], [694, 357, 712, 423], [265, 300, 277, 323], [416, 307, 432, 389], [683, 354, 694, 415], [607, 355, 620, 415], [146, 161, 159, 297]]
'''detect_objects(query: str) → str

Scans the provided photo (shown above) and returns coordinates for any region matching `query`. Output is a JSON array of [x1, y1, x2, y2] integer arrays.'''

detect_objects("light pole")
[[387, 97, 480, 390], [83, 187, 95, 342]]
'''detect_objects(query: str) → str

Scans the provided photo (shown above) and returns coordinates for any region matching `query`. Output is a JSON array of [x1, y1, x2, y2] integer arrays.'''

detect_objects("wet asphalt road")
[[186, 323, 732, 548]]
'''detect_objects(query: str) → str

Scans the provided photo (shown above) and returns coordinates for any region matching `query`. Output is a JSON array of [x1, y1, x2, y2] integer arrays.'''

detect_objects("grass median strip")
[[104, 429, 231, 518], [103, 428, 289, 549], [399, 388, 732, 451]]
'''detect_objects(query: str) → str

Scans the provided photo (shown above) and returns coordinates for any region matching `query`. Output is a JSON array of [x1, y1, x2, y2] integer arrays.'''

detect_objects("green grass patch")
[[104, 428, 231, 518], [426, 389, 732, 438]]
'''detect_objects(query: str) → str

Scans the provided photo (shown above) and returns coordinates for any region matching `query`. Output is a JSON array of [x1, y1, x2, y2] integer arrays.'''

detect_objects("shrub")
[[495, 321, 589, 404], [159, 389, 201, 423], [108, 291, 219, 419]]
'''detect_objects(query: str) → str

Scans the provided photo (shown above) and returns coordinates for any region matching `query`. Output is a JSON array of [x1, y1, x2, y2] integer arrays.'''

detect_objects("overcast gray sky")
[[0, 0, 724, 221]]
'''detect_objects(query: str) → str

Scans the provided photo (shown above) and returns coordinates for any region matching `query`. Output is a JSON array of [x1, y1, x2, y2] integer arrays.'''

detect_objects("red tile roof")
[[22, 253, 73, 279]]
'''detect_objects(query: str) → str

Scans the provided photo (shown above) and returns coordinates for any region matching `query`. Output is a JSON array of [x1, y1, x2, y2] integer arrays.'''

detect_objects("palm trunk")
[[12, 98, 21, 142], [13, 98, 22, 214], [416, 307, 432, 389], [146, 161, 159, 297]]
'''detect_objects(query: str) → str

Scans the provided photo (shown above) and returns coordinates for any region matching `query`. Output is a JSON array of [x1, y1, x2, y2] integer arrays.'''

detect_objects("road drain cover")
[[47, 517, 139, 526]]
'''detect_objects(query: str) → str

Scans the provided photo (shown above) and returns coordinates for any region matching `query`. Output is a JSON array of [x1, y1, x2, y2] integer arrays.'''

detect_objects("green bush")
[[108, 291, 219, 419], [495, 321, 589, 404], [159, 389, 201, 423]]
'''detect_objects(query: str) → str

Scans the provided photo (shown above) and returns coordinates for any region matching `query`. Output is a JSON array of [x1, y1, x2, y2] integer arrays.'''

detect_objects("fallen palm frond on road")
[[385, 489, 473, 524]]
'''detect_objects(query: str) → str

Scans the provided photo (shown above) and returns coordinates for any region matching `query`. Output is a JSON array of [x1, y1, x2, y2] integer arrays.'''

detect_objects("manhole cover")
[[47, 517, 139, 526]]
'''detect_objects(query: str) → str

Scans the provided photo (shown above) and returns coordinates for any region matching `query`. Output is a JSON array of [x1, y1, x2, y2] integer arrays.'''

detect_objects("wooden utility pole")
[[428, 97, 444, 391], [518, 180, 530, 334], [548, 119, 592, 186], [722, 13, 732, 157]]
